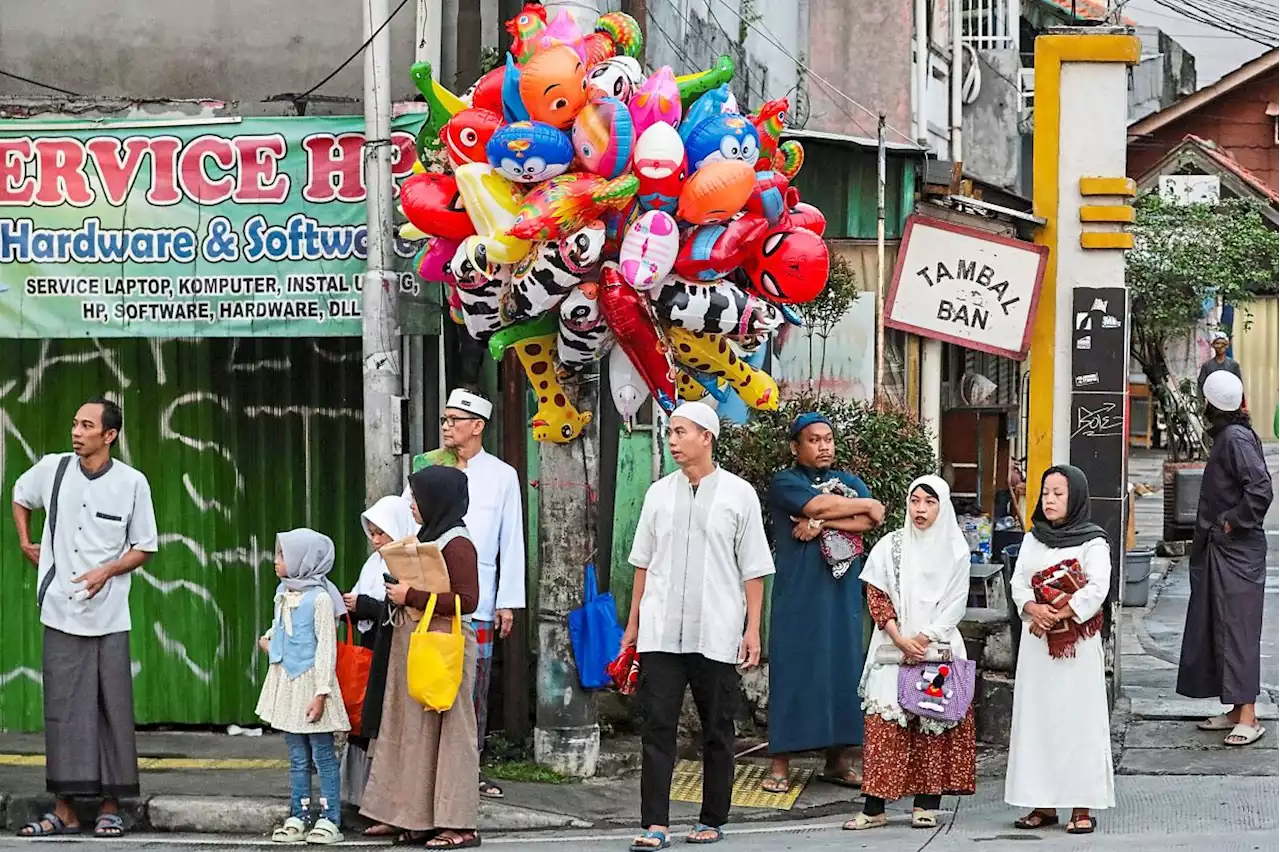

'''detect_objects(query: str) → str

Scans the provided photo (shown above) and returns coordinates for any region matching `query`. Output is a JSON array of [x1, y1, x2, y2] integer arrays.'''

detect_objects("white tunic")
[[1004, 535, 1116, 809], [628, 467, 775, 665], [12, 453, 159, 637], [405, 449, 525, 623]]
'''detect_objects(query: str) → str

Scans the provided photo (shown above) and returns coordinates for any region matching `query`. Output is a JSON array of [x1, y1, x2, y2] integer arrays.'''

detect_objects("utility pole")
[[532, 0, 602, 779], [362, 0, 404, 505]]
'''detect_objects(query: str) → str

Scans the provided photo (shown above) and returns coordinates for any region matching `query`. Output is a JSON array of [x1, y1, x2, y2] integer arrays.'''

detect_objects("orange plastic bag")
[[336, 615, 373, 735]]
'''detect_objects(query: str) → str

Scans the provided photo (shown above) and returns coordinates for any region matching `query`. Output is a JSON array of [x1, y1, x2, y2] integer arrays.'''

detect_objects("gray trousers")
[[43, 627, 140, 798]]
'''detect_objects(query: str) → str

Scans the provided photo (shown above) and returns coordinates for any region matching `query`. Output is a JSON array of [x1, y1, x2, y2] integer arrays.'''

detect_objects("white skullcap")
[[1212, 329, 1230, 342], [670, 400, 721, 438], [1203, 370, 1243, 412], [445, 389, 493, 420]]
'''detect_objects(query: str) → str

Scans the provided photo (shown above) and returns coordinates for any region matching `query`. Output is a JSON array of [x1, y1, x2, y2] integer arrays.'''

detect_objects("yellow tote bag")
[[406, 594, 465, 712]]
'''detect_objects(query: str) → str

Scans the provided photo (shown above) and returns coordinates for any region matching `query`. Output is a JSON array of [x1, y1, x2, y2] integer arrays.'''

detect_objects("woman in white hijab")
[[341, 496, 418, 825], [845, 475, 976, 831]]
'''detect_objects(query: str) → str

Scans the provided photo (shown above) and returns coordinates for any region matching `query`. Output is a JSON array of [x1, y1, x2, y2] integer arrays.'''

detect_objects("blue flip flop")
[[629, 829, 671, 851], [687, 824, 723, 845]]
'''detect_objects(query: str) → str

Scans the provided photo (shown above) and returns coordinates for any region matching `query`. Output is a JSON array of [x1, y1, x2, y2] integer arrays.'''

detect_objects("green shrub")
[[715, 391, 937, 541]]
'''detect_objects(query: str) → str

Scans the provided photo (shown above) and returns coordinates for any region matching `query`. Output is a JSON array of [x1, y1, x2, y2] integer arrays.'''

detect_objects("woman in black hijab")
[[359, 465, 482, 848], [1004, 465, 1115, 835]]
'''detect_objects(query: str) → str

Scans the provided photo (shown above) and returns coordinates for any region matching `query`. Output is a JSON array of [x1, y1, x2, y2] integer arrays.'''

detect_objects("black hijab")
[[1029, 464, 1108, 549], [408, 466, 469, 543]]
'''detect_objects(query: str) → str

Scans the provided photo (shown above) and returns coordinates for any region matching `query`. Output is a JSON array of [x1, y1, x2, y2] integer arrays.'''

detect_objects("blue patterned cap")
[[789, 412, 833, 440]]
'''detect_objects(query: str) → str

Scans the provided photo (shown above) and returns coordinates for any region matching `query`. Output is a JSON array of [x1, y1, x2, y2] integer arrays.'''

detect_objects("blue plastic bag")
[[568, 562, 624, 690]]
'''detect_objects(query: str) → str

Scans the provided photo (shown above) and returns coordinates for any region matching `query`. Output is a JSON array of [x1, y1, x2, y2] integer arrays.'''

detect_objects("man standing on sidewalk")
[[621, 401, 774, 850], [1178, 371, 1274, 746], [10, 397, 158, 839], [409, 388, 525, 799]]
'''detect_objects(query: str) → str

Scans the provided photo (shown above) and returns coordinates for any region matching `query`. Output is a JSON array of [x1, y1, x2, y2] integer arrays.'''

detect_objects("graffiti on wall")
[[0, 336, 365, 730]]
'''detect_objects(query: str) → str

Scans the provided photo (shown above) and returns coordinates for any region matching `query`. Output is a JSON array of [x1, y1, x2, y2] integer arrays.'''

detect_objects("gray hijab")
[[276, 528, 344, 616]]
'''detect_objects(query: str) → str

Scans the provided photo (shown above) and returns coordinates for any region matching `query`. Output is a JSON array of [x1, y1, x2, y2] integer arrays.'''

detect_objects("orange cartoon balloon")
[[676, 160, 755, 226], [518, 46, 588, 130]]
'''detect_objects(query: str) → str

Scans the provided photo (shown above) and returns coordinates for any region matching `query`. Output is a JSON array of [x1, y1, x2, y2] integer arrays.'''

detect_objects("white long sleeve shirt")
[[405, 449, 526, 622]]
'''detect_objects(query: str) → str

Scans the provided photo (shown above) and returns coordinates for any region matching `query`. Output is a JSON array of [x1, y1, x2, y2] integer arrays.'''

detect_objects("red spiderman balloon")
[[598, 265, 677, 413], [400, 173, 477, 242], [741, 227, 830, 305]]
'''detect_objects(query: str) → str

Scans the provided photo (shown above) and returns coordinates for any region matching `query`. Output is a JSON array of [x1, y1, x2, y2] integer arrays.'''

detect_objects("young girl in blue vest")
[[256, 529, 351, 844]]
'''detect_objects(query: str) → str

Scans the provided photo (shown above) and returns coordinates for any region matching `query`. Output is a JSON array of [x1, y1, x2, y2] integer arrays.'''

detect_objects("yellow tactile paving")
[[668, 760, 811, 811]]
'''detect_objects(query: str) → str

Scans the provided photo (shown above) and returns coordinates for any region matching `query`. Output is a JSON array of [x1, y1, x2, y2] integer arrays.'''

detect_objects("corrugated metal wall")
[[0, 337, 366, 731], [1235, 295, 1279, 440]]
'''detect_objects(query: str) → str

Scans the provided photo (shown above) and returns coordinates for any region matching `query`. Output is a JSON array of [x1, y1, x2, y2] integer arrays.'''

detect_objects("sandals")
[[94, 813, 127, 838], [1198, 713, 1236, 731], [478, 778, 505, 799], [843, 813, 887, 831], [1066, 814, 1096, 834], [686, 824, 723, 844], [1014, 810, 1059, 830], [272, 816, 308, 844], [912, 809, 938, 829], [17, 811, 81, 837], [306, 818, 344, 845], [816, 770, 863, 789], [365, 823, 398, 836], [394, 830, 438, 847], [1226, 723, 1266, 746], [425, 830, 481, 848], [760, 774, 791, 794], [629, 829, 671, 850]]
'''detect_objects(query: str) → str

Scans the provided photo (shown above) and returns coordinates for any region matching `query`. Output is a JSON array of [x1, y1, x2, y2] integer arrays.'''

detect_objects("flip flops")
[[17, 812, 81, 837], [686, 824, 723, 844], [629, 829, 671, 850], [760, 774, 791, 794], [816, 770, 862, 789], [1226, 723, 1266, 746]]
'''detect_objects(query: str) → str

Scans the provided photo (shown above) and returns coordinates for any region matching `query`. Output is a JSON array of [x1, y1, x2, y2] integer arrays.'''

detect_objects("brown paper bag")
[[380, 535, 451, 621]]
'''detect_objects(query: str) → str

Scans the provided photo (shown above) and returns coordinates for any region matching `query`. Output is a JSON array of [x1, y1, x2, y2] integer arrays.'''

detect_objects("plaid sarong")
[[473, 619, 495, 754]]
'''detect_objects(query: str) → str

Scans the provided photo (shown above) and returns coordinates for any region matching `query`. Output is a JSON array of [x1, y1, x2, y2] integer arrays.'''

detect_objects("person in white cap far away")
[[404, 389, 525, 801], [620, 401, 775, 850], [1197, 329, 1243, 407], [1177, 370, 1274, 747]]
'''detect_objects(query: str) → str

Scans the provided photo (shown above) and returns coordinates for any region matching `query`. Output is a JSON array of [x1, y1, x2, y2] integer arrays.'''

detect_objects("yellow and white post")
[[1027, 27, 1140, 696]]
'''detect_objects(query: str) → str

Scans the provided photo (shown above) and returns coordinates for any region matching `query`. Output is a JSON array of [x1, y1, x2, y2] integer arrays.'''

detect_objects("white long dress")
[[1004, 535, 1116, 809]]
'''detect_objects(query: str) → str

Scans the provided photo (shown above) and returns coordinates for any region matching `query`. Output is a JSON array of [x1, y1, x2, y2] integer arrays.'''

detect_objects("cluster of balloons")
[[399, 3, 831, 443]]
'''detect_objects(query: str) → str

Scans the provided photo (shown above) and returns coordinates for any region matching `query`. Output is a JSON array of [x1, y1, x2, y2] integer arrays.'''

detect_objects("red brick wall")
[[1128, 73, 1278, 192]]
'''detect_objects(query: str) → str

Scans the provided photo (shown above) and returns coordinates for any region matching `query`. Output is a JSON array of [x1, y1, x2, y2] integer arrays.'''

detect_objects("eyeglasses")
[[440, 415, 482, 427]]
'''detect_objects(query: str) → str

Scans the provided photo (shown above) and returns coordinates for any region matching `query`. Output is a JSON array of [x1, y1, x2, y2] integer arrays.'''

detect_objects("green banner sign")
[[0, 115, 427, 337]]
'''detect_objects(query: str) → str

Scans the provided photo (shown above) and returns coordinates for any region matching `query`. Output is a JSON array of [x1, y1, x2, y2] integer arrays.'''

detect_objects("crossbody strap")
[[36, 455, 74, 610]]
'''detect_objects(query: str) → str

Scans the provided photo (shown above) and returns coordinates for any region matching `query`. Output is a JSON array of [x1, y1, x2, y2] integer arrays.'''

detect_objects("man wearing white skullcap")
[[1178, 369, 1274, 747], [1198, 329, 1243, 407], [621, 400, 774, 847], [404, 388, 523, 801]]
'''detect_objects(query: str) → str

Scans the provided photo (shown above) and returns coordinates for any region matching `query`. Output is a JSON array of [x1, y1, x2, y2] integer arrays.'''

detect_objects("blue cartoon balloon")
[[572, 96, 635, 179], [487, 121, 575, 184], [502, 54, 530, 124], [681, 84, 737, 132], [682, 114, 759, 172]]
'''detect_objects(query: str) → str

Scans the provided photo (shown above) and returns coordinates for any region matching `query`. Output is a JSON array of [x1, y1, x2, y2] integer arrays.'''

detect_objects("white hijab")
[[351, 495, 420, 633], [858, 474, 972, 725]]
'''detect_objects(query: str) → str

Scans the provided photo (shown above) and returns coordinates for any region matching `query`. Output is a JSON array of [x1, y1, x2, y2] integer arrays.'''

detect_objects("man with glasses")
[[408, 389, 525, 800]]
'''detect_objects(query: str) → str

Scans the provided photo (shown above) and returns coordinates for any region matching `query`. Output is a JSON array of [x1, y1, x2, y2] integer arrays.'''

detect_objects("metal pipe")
[[914, 0, 930, 143], [875, 113, 887, 404]]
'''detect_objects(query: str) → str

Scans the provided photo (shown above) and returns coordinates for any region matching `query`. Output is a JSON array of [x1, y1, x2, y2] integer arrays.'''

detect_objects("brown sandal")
[[1014, 810, 1059, 829]]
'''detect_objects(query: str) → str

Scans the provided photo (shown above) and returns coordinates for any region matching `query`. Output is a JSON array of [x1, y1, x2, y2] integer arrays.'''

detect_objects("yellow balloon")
[[454, 163, 533, 264], [667, 328, 779, 411]]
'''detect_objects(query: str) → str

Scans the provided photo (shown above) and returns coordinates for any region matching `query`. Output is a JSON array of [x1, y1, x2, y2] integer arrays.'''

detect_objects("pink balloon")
[[630, 67, 682, 138], [418, 237, 461, 284], [619, 210, 679, 292]]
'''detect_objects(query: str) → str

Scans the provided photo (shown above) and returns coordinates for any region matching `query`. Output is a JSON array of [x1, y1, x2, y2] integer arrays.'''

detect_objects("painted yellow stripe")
[[1080, 232, 1135, 249], [1079, 177, 1138, 197], [0, 754, 289, 770], [1080, 205, 1136, 223]]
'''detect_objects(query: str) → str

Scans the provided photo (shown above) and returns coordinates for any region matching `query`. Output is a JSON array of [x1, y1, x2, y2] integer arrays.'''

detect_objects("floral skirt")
[[860, 709, 976, 801]]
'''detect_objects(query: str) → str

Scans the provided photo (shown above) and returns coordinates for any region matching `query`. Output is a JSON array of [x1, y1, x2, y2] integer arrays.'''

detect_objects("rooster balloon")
[[399, 12, 829, 442]]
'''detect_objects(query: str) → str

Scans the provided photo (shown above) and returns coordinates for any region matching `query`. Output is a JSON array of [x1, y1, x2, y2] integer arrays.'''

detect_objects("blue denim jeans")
[[284, 732, 341, 825]]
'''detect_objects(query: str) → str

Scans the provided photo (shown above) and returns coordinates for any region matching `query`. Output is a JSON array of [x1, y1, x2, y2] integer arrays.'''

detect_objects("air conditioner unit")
[[1160, 174, 1220, 205]]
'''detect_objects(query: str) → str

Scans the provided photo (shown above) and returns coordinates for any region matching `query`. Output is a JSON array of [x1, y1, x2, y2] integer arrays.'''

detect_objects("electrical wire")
[[0, 69, 82, 98], [296, 0, 414, 100], [706, 0, 925, 147], [1144, 0, 1277, 45]]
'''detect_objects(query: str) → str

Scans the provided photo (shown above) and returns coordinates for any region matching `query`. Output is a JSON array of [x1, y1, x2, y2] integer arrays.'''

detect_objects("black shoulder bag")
[[35, 455, 73, 610]]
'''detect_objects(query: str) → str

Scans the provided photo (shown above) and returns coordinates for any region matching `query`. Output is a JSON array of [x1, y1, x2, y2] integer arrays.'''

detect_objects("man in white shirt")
[[408, 388, 525, 799], [621, 401, 774, 849], [11, 397, 158, 839]]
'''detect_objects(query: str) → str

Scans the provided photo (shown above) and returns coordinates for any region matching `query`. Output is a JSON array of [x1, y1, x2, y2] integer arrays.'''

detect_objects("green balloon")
[[486, 312, 559, 361], [678, 55, 735, 108], [410, 61, 452, 160]]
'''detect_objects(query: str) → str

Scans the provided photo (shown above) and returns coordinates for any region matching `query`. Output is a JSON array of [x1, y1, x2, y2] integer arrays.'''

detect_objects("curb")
[[0, 793, 593, 836]]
